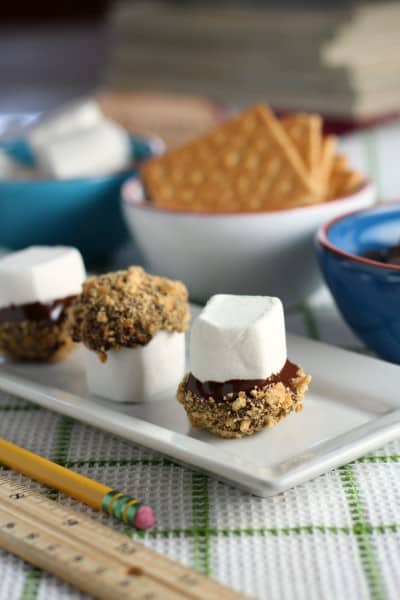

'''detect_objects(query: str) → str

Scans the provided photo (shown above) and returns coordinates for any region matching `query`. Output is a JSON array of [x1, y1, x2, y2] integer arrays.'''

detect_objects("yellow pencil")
[[0, 437, 154, 530]]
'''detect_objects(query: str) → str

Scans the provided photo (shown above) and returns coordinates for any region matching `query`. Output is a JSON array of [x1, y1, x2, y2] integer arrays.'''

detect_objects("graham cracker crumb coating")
[[177, 367, 311, 438], [0, 319, 76, 362], [69, 266, 190, 354]]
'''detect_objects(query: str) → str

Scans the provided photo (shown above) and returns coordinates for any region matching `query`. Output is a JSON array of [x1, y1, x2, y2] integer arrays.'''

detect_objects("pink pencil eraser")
[[133, 505, 155, 530]]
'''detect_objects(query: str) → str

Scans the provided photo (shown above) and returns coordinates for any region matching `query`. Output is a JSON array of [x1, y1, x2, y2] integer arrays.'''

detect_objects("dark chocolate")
[[187, 359, 299, 402], [0, 295, 76, 325], [362, 243, 400, 266]]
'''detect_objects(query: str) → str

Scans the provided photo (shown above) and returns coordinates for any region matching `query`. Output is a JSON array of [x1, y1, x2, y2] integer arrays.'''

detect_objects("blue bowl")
[[0, 136, 161, 266], [316, 202, 400, 364]]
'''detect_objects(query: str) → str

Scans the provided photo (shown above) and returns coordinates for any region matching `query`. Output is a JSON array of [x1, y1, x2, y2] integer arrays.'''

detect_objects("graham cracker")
[[319, 135, 337, 198], [281, 113, 322, 178], [140, 104, 320, 212], [332, 154, 349, 173], [329, 168, 364, 198], [327, 152, 363, 198]]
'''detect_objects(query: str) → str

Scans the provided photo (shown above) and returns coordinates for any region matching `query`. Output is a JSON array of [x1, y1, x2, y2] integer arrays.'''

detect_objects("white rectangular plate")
[[0, 329, 399, 497]]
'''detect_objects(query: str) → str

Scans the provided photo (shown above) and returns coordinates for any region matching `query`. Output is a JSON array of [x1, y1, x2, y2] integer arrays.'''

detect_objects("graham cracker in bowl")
[[141, 104, 320, 212], [329, 161, 365, 198], [318, 134, 337, 198], [281, 113, 322, 179], [140, 103, 365, 213]]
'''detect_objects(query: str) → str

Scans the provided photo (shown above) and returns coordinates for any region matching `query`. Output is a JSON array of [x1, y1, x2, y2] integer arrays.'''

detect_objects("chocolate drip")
[[187, 359, 299, 402], [0, 295, 76, 325]]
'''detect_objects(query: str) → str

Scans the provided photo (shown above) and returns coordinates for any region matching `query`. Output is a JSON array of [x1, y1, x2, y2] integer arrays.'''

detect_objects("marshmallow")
[[28, 99, 103, 150], [190, 294, 287, 382], [35, 120, 132, 179], [0, 246, 86, 308], [82, 331, 186, 403]]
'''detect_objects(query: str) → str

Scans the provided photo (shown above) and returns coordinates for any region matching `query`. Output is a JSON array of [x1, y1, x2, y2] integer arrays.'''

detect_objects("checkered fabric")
[[1, 123, 400, 600]]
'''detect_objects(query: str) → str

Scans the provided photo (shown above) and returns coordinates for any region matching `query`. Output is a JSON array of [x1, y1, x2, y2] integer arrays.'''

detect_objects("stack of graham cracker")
[[106, 1, 400, 121], [141, 104, 363, 213]]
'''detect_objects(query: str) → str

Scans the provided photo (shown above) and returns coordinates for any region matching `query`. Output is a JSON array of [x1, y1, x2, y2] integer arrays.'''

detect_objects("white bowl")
[[121, 178, 376, 305]]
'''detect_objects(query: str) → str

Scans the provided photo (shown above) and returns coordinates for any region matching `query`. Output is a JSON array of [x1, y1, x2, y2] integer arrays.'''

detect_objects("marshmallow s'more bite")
[[0, 246, 86, 361], [69, 267, 190, 403], [178, 295, 311, 438]]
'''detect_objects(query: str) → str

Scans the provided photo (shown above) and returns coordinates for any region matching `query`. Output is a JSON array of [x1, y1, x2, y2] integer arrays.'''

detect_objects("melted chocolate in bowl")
[[362, 243, 400, 266], [0, 296, 76, 325], [187, 359, 299, 402]]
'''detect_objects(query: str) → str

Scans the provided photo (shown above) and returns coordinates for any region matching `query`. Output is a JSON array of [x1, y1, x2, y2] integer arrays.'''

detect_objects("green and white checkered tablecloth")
[[1, 123, 400, 600]]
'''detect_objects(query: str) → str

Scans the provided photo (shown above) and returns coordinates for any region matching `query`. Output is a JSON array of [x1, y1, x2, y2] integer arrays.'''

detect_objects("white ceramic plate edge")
[[1, 357, 400, 497], [0, 370, 279, 494]]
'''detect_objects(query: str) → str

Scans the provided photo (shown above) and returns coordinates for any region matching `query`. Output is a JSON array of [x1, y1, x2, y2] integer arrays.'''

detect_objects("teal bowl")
[[0, 136, 162, 266]]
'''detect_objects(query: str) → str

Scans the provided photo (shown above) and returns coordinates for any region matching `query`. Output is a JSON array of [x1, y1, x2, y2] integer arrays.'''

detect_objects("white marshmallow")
[[28, 99, 103, 150], [0, 246, 86, 308], [190, 294, 287, 382], [82, 331, 186, 403], [35, 120, 132, 179]]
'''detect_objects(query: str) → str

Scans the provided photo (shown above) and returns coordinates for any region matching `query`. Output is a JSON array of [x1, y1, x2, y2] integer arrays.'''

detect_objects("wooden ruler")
[[0, 474, 248, 600]]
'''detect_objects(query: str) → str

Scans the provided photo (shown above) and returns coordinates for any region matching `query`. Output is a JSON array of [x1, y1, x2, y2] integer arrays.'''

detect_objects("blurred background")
[[1, 0, 399, 276], [1, 0, 400, 135]]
